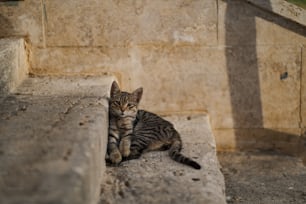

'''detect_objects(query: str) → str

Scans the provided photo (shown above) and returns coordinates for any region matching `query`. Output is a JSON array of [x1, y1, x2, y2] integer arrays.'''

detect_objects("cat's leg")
[[119, 134, 132, 157], [125, 139, 146, 160], [108, 145, 122, 164], [125, 148, 142, 160], [158, 143, 171, 151], [107, 132, 122, 164], [118, 123, 134, 157]]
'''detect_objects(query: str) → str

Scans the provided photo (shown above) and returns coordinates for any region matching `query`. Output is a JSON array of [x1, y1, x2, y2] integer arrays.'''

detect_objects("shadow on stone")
[[0, 14, 14, 37], [225, 0, 306, 157]]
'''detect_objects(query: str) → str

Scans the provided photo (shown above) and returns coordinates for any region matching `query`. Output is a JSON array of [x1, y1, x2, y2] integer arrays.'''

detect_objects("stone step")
[[0, 76, 116, 204], [100, 114, 226, 204], [0, 37, 225, 204]]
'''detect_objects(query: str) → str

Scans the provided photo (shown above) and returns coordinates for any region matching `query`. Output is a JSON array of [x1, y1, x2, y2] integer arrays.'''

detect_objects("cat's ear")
[[133, 87, 143, 103], [110, 81, 120, 97]]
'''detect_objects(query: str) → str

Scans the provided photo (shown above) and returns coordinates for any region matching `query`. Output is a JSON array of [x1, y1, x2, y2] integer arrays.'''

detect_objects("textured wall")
[[1, 0, 306, 153]]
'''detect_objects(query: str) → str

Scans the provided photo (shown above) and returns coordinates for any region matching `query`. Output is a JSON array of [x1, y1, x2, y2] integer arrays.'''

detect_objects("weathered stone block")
[[245, 0, 306, 27], [218, 0, 306, 46], [224, 45, 301, 129], [30, 46, 227, 115], [132, 46, 228, 129], [0, 76, 116, 204], [44, 0, 217, 46], [29, 46, 129, 76], [258, 46, 301, 128], [0, 0, 43, 46], [0, 38, 28, 94], [31, 44, 301, 130]]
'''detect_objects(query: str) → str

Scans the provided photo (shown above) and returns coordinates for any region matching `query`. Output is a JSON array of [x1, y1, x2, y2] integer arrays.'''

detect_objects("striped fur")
[[107, 81, 201, 170], [107, 81, 141, 164]]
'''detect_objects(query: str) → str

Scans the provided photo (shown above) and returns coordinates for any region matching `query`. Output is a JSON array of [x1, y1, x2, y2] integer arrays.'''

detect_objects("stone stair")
[[100, 114, 226, 204], [0, 38, 226, 204], [0, 76, 115, 204]]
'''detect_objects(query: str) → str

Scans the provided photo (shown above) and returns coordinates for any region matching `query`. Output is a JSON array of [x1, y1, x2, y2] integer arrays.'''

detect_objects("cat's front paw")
[[110, 150, 122, 164], [122, 148, 130, 158]]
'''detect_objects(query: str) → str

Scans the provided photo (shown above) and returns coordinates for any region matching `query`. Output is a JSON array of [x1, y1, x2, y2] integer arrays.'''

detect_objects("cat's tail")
[[169, 134, 201, 170]]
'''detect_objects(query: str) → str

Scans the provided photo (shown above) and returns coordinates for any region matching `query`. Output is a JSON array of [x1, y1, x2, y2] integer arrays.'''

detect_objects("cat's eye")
[[112, 101, 120, 106], [127, 103, 135, 108]]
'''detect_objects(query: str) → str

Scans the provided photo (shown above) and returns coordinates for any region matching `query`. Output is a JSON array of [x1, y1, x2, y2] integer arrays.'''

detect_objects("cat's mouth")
[[118, 113, 135, 118]]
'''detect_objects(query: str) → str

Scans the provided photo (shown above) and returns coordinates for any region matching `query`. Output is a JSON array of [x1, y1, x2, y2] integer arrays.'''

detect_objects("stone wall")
[[1, 0, 306, 154]]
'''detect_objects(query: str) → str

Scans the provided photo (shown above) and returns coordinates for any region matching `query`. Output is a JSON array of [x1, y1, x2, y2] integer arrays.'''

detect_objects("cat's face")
[[109, 81, 143, 118]]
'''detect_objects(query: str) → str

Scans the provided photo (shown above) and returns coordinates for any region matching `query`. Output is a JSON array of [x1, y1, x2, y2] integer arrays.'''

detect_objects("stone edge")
[[245, 0, 306, 27]]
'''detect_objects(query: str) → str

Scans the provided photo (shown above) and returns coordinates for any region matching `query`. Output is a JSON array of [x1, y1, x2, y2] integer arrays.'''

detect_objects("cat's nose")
[[120, 106, 127, 115], [120, 109, 125, 115]]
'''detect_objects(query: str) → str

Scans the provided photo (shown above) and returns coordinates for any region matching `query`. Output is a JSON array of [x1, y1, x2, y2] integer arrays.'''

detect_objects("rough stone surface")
[[245, 0, 306, 27], [219, 151, 306, 204], [218, 0, 306, 46], [30, 45, 302, 129], [214, 128, 302, 154], [302, 45, 306, 128], [0, 0, 43, 46], [1, 0, 306, 153], [0, 38, 28, 94], [224, 45, 301, 129], [44, 0, 217, 47], [100, 114, 226, 204], [30, 46, 223, 114], [0, 76, 115, 204]]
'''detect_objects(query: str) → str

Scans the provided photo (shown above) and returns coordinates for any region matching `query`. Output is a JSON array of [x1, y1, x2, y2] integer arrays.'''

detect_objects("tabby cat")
[[107, 81, 201, 170]]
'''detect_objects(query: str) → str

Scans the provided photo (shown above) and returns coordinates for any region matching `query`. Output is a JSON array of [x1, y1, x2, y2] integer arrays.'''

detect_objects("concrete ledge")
[[0, 38, 28, 95], [100, 114, 226, 204], [245, 0, 306, 27], [0, 76, 115, 204]]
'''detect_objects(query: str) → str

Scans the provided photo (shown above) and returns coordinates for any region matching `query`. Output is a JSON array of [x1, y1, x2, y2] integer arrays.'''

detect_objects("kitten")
[[107, 81, 201, 170]]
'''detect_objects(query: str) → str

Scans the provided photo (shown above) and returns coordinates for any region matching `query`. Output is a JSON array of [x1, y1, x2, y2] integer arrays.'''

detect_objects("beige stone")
[[214, 128, 302, 155], [44, 0, 217, 47], [222, 45, 301, 129], [1, 0, 305, 154], [0, 0, 43, 46], [131, 46, 301, 128], [258, 46, 301, 128], [302, 45, 306, 127], [137, 45, 301, 129], [218, 0, 306, 46], [30, 46, 228, 115], [31, 44, 302, 130]]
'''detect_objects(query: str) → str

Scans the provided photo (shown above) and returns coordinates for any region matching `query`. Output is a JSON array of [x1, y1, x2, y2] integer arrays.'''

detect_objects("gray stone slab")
[[100, 114, 226, 204], [0, 76, 115, 204]]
